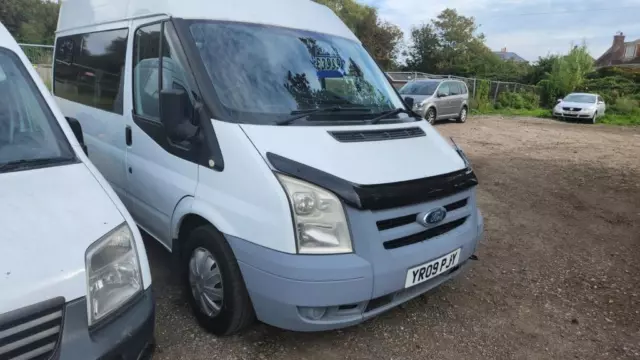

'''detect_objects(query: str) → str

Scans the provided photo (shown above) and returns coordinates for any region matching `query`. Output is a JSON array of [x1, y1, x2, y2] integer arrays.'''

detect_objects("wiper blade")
[[368, 108, 416, 125], [276, 106, 372, 126], [0, 157, 75, 172]]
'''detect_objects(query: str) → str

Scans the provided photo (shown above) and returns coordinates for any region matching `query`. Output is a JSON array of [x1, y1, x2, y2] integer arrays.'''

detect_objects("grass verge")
[[472, 107, 639, 125]]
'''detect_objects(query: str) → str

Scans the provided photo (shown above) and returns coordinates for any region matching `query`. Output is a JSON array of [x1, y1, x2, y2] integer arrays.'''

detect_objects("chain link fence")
[[19, 44, 54, 89], [19, 44, 54, 65], [387, 71, 540, 109]]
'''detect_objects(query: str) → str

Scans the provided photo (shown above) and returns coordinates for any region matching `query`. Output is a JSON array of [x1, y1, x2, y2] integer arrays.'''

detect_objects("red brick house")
[[595, 32, 640, 68]]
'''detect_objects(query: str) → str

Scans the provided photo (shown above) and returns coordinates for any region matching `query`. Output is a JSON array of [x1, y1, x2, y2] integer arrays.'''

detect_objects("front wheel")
[[591, 112, 597, 124], [425, 108, 436, 124], [456, 107, 468, 123], [182, 225, 255, 336]]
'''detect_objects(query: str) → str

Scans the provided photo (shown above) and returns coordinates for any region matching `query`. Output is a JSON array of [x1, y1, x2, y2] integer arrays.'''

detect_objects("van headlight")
[[276, 174, 353, 254], [85, 223, 142, 326]]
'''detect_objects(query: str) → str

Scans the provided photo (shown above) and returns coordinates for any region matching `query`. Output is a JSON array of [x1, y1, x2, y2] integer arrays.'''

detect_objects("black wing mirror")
[[403, 96, 414, 109], [65, 117, 87, 155], [160, 89, 197, 142]]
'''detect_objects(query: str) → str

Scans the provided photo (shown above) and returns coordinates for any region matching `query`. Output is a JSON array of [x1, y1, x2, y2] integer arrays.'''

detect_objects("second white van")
[[0, 22, 154, 359], [54, 0, 484, 335]]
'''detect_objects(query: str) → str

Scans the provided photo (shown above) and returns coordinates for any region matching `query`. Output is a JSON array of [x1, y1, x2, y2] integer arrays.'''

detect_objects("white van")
[[53, 0, 484, 335], [0, 23, 154, 359]]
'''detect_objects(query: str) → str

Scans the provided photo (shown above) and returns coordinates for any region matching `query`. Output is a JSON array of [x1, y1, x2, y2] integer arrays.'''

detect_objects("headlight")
[[276, 174, 352, 254], [415, 101, 426, 110], [85, 223, 142, 326]]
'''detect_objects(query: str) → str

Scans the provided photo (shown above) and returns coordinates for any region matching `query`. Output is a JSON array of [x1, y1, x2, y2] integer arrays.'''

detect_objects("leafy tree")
[[0, 0, 60, 44]]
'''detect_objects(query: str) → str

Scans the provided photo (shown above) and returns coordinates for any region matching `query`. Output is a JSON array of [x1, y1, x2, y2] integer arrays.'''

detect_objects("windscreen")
[[188, 21, 406, 124], [0, 48, 74, 168], [563, 94, 596, 103], [399, 81, 439, 96]]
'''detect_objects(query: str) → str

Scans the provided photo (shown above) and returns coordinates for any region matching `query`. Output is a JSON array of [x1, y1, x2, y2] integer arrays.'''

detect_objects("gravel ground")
[[147, 116, 640, 360]]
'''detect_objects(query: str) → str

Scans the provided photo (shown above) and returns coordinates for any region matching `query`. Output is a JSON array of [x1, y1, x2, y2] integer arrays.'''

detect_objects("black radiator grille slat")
[[0, 298, 64, 360], [444, 198, 468, 212], [329, 127, 425, 143], [383, 217, 468, 250], [376, 214, 416, 231], [376, 198, 469, 231]]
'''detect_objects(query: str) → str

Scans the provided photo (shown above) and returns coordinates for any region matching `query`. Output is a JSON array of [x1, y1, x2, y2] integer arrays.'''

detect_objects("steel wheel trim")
[[427, 109, 436, 124], [189, 247, 224, 317], [460, 108, 467, 122]]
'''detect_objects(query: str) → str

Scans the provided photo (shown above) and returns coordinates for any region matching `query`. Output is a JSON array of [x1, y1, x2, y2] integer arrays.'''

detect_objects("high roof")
[[57, 0, 358, 42]]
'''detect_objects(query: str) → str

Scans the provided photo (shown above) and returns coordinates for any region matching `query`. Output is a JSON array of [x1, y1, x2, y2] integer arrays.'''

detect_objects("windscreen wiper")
[[276, 106, 372, 126], [0, 157, 76, 172], [368, 108, 417, 125]]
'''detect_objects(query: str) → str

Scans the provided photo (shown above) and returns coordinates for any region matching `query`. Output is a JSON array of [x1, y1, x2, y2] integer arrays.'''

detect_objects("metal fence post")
[[493, 81, 500, 103], [473, 79, 477, 99]]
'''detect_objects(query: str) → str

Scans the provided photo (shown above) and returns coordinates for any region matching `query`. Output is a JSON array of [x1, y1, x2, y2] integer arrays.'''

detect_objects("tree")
[[0, 0, 60, 44], [538, 44, 594, 106]]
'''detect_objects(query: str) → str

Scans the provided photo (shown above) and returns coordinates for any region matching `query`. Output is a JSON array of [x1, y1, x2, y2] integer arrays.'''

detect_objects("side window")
[[54, 29, 128, 114], [438, 83, 450, 96], [450, 82, 461, 95], [460, 82, 468, 94], [133, 22, 194, 121], [133, 24, 162, 119]]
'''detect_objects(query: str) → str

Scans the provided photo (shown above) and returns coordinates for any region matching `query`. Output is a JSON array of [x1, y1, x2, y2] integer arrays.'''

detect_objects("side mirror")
[[65, 117, 88, 155], [598, 101, 605, 105], [556, 98, 563, 103], [403, 96, 414, 109], [438, 92, 448, 98], [160, 89, 197, 142]]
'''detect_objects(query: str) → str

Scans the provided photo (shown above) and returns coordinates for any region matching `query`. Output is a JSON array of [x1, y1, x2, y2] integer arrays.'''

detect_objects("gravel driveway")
[[147, 116, 640, 360]]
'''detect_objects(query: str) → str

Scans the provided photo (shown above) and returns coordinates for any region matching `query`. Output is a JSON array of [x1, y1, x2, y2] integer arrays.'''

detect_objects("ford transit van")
[[0, 23, 154, 359], [54, 0, 483, 335]]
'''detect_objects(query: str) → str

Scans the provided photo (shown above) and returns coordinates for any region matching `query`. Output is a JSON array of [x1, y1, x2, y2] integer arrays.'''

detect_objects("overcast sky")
[[361, 0, 640, 62]]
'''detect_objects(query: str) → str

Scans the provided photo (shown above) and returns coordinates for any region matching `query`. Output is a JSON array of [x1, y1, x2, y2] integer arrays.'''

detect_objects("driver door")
[[435, 82, 453, 118], [125, 18, 200, 247]]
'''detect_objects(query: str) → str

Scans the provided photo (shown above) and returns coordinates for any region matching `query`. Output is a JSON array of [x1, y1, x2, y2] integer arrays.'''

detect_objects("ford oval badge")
[[421, 207, 447, 226]]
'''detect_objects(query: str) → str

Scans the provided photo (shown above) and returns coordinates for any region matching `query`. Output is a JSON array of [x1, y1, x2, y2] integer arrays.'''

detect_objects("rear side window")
[[54, 28, 129, 114], [450, 82, 461, 95]]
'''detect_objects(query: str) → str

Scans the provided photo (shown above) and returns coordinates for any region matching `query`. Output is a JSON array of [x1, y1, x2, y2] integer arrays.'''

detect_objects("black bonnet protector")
[[267, 153, 478, 211]]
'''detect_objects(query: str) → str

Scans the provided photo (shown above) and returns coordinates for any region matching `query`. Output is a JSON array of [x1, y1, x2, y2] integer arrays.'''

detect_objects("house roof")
[[493, 51, 528, 63], [596, 38, 640, 68]]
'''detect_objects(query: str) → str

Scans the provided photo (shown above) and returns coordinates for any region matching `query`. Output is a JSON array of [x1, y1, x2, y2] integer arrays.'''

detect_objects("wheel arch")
[[171, 196, 235, 256]]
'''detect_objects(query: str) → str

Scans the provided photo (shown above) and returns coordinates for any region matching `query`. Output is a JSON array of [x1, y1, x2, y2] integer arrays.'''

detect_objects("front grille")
[[0, 298, 64, 360], [329, 127, 425, 143], [563, 107, 582, 111], [383, 217, 468, 250], [376, 198, 469, 231]]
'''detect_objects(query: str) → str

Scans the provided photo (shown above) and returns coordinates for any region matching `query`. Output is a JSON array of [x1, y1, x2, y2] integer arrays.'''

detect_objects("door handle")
[[125, 126, 132, 146]]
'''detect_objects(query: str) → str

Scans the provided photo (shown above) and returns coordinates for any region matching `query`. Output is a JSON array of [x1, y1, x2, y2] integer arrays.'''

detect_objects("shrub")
[[611, 97, 639, 115]]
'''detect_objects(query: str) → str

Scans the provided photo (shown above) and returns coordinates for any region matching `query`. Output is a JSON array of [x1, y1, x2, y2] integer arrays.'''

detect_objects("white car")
[[553, 93, 606, 124], [0, 22, 154, 360]]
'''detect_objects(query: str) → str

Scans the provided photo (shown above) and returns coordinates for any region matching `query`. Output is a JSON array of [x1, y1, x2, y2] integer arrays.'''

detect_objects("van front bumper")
[[57, 287, 155, 360], [227, 207, 483, 332]]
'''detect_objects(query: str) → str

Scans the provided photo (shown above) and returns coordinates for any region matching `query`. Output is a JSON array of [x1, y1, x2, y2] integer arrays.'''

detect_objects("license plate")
[[565, 111, 577, 115], [405, 249, 461, 288]]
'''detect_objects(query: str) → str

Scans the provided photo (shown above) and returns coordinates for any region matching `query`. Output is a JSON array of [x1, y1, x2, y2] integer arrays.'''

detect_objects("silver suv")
[[399, 79, 469, 124]]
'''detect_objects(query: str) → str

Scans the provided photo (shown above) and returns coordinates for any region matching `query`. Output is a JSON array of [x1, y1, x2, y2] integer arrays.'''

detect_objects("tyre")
[[425, 108, 436, 124], [456, 106, 468, 123], [182, 225, 254, 336], [591, 112, 597, 124]]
